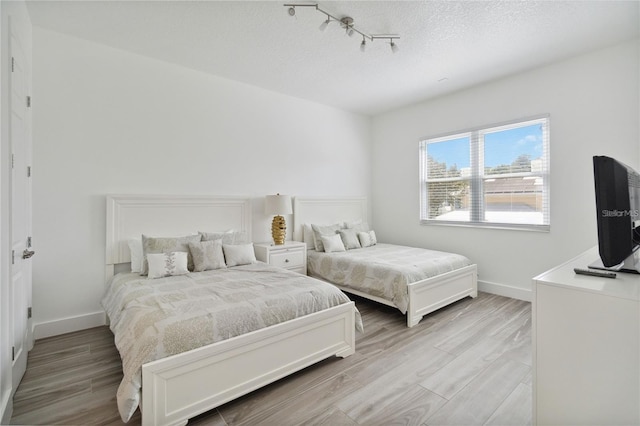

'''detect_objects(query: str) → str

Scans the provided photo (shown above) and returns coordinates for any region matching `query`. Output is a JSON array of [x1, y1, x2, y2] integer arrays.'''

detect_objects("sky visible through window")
[[427, 124, 543, 170]]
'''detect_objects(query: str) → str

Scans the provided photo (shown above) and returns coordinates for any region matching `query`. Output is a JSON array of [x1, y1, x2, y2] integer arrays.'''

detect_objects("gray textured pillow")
[[188, 239, 226, 272], [345, 219, 370, 233], [199, 230, 247, 245], [311, 223, 342, 252], [338, 228, 361, 250], [141, 234, 202, 275]]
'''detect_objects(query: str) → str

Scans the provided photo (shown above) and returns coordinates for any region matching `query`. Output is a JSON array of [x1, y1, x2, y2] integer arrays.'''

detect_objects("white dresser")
[[532, 246, 640, 425]]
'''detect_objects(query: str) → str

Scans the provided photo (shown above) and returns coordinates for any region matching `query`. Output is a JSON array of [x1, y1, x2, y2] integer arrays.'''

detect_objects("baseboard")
[[478, 280, 532, 302], [33, 311, 106, 339], [1, 390, 12, 426]]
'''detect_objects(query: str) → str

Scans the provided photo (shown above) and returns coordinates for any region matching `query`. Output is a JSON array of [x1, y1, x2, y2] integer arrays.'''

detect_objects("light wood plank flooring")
[[11, 292, 531, 425]]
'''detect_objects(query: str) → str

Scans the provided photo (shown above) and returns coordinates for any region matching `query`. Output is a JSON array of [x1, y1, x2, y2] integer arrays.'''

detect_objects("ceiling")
[[26, 0, 640, 116]]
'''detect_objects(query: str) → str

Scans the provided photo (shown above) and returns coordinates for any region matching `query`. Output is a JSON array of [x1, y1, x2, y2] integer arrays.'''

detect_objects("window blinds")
[[419, 116, 550, 231]]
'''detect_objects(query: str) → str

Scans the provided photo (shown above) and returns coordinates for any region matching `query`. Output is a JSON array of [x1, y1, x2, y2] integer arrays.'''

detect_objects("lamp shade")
[[264, 194, 292, 215]]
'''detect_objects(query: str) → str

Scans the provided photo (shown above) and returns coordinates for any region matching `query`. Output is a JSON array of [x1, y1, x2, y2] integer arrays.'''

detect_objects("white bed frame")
[[293, 196, 478, 328], [105, 194, 356, 426]]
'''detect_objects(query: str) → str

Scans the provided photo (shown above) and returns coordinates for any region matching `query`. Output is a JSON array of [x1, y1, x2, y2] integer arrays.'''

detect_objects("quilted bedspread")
[[102, 263, 362, 422], [308, 243, 472, 314]]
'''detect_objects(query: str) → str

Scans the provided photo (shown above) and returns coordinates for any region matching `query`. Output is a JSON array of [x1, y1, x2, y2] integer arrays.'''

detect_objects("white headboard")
[[106, 194, 252, 271], [292, 197, 368, 242]]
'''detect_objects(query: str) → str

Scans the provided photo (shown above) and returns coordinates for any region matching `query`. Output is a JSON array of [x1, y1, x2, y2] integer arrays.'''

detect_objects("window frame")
[[419, 115, 550, 232]]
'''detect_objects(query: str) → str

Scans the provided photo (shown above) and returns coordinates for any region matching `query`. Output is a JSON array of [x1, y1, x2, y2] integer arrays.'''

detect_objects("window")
[[419, 116, 550, 231]]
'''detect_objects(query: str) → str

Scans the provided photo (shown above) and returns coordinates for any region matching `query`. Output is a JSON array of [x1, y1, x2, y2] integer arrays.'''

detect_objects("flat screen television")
[[591, 155, 640, 274]]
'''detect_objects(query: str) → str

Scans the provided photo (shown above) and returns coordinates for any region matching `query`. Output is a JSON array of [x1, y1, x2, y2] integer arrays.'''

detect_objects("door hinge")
[[27, 166, 31, 177], [11, 57, 14, 72], [27, 307, 32, 319], [12, 346, 15, 361], [26, 96, 31, 108], [11, 250, 15, 265], [27, 236, 32, 248], [11, 154, 14, 169]]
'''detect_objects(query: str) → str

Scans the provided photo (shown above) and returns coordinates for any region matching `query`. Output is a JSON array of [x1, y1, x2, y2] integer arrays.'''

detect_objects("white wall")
[[31, 27, 371, 338], [372, 39, 640, 300], [30, 25, 639, 335]]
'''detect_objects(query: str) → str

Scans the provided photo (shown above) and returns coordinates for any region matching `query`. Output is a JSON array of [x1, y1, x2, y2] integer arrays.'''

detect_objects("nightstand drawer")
[[270, 250, 304, 269]]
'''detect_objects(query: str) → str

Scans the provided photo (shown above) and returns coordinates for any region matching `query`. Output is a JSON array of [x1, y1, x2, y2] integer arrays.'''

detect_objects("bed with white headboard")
[[105, 194, 357, 426], [293, 196, 478, 327]]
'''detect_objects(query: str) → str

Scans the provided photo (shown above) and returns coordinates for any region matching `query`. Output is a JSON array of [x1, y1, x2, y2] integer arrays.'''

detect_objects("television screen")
[[592, 155, 640, 273]]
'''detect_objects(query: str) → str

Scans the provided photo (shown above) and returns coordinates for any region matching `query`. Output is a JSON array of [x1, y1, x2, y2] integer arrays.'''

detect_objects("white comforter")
[[308, 243, 472, 313], [102, 263, 362, 422]]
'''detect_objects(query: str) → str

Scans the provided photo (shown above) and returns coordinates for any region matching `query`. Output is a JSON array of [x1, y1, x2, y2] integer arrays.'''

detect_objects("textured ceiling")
[[26, 0, 640, 116]]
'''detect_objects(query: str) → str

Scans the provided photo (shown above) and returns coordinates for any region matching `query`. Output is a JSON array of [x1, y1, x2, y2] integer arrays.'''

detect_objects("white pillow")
[[147, 252, 189, 279], [128, 238, 143, 273], [303, 224, 315, 250], [358, 230, 377, 247], [321, 234, 346, 253], [223, 243, 256, 267]]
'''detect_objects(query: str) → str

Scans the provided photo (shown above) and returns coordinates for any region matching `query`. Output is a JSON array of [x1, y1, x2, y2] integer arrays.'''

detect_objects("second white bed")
[[294, 197, 478, 327], [308, 243, 474, 315]]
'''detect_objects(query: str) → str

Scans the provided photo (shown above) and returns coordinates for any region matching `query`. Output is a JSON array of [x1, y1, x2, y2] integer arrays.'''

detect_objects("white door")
[[9, 27, 32, 392]]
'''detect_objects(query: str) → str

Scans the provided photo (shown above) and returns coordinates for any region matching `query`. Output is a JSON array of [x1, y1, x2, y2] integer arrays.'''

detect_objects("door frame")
[[0, 7, 33, 423]]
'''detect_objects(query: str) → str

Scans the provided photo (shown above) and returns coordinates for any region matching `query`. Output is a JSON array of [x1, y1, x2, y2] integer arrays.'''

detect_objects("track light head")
[[319, 16, 330, 31], [288, 6, 296, 16], [360, 38, 366, 52], [390, 39, 399, 53]]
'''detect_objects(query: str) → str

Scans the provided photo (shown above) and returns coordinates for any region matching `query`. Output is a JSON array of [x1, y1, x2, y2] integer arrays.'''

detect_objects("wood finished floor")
[[10, 292, 531, 426]]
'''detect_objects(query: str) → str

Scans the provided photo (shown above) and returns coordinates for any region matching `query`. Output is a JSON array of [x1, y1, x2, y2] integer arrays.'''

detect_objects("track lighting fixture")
[[284, 2, 400, 53], [341, 17, 355, 37]]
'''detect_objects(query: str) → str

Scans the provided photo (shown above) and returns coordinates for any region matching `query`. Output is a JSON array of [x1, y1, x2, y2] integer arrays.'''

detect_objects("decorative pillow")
[[141, 234, 202, 275], [199, 230, 248, 245], [146, 252, 189, 279], [303, 224, 315, 250], [345, 219, 370, 233], [358, 230, 377, 247], [338, 228, 361, 250], [188, 239, 226, 272], [128, 238, 143, 273], [223, 243, 256, 267], [311, 223, 342, 252], [321, 234, 346, 253]]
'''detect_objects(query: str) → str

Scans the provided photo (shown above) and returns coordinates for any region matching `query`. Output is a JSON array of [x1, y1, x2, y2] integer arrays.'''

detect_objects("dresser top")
[[533, 246, 640, 301]]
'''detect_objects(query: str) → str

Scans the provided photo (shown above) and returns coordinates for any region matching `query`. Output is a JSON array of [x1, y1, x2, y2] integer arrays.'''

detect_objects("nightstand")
[[254, 241, 307, 275]]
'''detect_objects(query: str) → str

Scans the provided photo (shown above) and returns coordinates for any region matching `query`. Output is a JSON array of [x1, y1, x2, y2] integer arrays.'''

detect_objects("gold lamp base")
[[271, 215, 286, 245]]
